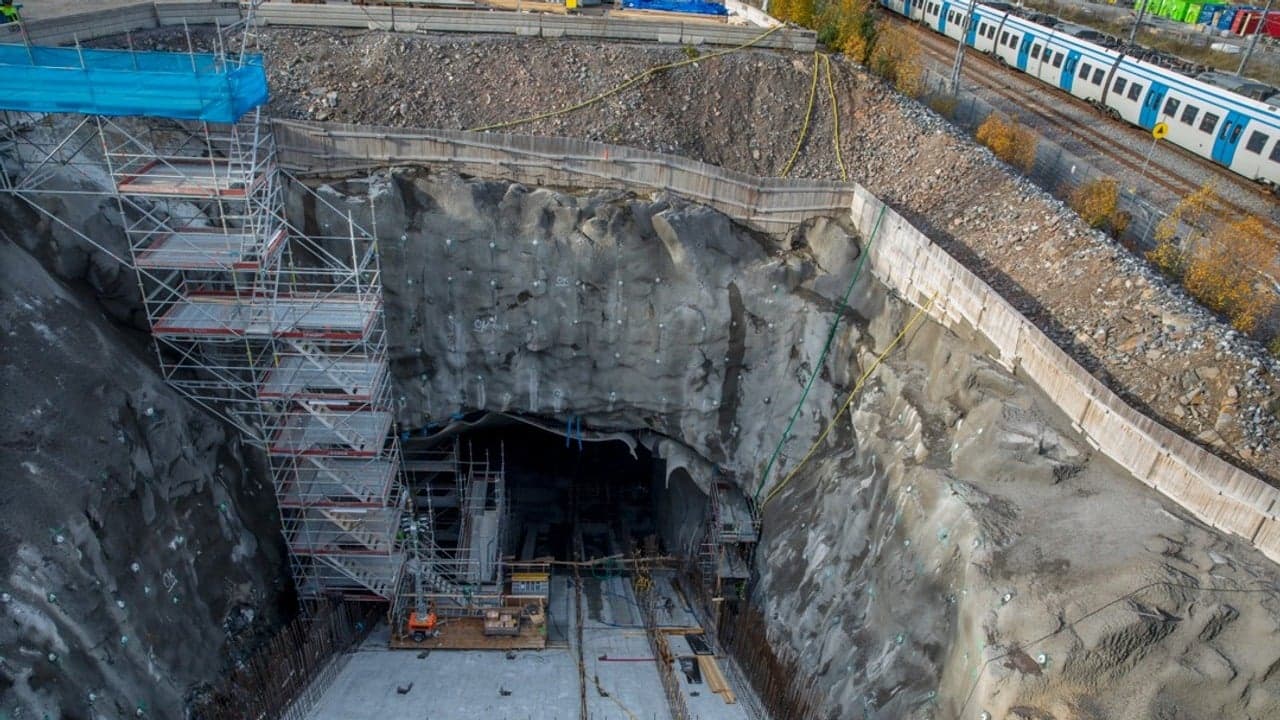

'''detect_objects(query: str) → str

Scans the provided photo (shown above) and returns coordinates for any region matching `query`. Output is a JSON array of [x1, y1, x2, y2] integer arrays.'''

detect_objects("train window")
[[1163, 97, 1180, 116], [1127, 83, 1143, 101], [1092, 68, 1105, 85], [1079, 62, 1091, 79], [1230, 125, 1242, 142], [1199, 112, 1219, 133], [1052, 53, 1063, 68], [1246, 131, 1269, 154], [1271, 142, 1280, 163], [1001, 31, 1009, 44], [1031, 45, 1041, 59], [1180, 104, 1198, 125], [1113, 77, 1127, 94]]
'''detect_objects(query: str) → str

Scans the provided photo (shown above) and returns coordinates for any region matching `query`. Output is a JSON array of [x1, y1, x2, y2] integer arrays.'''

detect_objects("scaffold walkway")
[[0, 19, 405, 605]]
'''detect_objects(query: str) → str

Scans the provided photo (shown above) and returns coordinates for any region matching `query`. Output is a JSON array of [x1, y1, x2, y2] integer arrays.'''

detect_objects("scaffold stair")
[[317, 508, 391, 552], [314, 553, 401, 599], [289, 339, 362, 395]]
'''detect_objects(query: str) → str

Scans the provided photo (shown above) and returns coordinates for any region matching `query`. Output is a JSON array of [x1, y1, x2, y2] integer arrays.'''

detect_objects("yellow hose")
[[467, 24, 784, 133], [823, 53, 847, 182], [762, 294, 937, 508], [779, 51, 821, 178]]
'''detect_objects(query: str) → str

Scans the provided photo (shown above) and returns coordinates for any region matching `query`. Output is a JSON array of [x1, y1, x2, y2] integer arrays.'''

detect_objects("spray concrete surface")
[[2, 144, 1279, 718]]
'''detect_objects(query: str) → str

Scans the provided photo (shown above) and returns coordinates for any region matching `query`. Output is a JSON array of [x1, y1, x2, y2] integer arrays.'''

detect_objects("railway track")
[[883, 11, 1280, 239]]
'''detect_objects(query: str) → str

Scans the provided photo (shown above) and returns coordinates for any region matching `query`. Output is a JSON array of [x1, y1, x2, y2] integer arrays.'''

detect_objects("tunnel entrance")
[[449, 421, 660, 564], [387, 416, 758, 651]]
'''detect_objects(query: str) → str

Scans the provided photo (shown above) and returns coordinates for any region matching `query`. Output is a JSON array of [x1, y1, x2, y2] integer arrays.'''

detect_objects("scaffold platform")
[[116, 157, 267, 198], [151, 294, 380, 340], [134, 227, 288, 271]]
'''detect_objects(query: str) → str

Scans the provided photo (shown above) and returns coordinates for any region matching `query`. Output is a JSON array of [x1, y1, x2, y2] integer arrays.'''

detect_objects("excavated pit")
[[3, 160, 1280, 719]]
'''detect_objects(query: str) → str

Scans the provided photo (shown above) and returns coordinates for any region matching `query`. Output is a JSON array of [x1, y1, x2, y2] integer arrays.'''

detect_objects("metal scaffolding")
[[699, 474, 759, 602], [110, 111, 405, 602], [0, 17, 405, 604], [391, 440, 546, 635]]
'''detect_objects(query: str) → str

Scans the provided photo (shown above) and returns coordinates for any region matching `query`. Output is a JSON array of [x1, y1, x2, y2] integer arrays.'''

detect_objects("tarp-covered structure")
[[0, 44, 268, 122]]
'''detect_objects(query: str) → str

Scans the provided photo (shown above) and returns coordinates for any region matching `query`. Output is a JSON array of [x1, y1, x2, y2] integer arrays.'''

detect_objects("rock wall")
[[0, 202, 288, 718], [307, 168, 1280, 719], [3, 155, 1277, 718]]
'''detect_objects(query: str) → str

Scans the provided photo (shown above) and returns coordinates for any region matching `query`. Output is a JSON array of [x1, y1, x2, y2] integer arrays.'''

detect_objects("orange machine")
[[408, 609, 438, 642]]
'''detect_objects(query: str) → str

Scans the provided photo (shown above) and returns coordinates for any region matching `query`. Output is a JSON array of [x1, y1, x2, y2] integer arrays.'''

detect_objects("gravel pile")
[[117, 27, 1280, 483]]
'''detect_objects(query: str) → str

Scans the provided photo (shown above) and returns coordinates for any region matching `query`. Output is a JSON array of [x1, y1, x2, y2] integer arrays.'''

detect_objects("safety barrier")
[[274, 119, 1279, 565], [0, 2, 241, 47], [1, 1, 814, 51], [271, 120, 856, 234]]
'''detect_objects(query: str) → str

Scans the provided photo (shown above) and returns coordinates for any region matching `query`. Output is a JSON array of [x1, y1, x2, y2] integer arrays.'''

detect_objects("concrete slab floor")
[[304, 572, 753, 720]]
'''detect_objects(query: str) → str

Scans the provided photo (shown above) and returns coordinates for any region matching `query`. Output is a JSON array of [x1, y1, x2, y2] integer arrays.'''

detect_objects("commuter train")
[[879, 0, 1280, 189]]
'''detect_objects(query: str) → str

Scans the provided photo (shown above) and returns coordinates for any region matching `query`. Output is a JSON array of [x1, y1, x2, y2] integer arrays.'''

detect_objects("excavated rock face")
[[0, 210, 287, 718], [3, 163, 1278, 719], [308, 169, 1280, 719]]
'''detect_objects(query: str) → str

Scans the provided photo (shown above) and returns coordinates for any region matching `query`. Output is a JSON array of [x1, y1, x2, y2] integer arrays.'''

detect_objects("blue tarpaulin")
[[0, 44, 268, 123], [621, 0, 729, 16]]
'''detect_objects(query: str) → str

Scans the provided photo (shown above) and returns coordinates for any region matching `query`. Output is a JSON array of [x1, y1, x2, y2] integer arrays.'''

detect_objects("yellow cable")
[[467, 24, 784, 133], [762, 294, 937, 508], [822, 53, 847, 182], [780, 51, 821, 178]]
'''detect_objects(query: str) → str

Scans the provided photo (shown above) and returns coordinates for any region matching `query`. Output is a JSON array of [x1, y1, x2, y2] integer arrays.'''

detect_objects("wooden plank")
[[481, 0, 569, 14], [696, 655, 736, 704]]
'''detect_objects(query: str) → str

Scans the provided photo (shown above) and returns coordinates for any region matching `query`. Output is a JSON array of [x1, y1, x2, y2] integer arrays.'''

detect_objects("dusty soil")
[[115, 29, 1280, 480]]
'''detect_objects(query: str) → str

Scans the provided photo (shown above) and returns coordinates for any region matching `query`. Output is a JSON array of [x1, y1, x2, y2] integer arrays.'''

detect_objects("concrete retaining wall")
[[848, 185, 1280, 564], [254, 2, 814, 50], [1, 1, 813, 50], [273, 118, 1280, 565]]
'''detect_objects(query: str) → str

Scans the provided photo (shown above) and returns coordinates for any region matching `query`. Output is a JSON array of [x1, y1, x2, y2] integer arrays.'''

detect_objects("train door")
[[1211, 110, 1250, 166], [938, 1, 951, 32], [1059, 50, 1081, 92], [965, 12, 978, 45], [1138, 81, 1168, 130], [1016, 33, 1033, 71]]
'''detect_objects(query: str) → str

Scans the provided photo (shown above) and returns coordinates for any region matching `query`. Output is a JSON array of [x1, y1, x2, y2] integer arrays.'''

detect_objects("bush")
[[927, 94, 959, 119], [1146, 239, 1187, 279], [1070, 178, 1129, 237], [975, 114, 1038, 173], [869, 23, 923, 96], [1269, 337, 1280, 359], [1184, 217, 1276, 334]]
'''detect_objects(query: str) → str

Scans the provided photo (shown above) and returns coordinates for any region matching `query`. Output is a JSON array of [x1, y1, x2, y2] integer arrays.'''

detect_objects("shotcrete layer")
[[304, 169, 1280, 719]]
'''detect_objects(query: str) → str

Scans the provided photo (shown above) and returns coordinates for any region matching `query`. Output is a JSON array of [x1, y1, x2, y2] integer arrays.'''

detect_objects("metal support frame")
[[0, 103, 406, 608]]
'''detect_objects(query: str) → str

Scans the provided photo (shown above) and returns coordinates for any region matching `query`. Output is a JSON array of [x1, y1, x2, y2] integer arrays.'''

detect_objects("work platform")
[[150, 294, 381, 340], [133, 227, 288, 271], [302, 573, 754, 720]]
